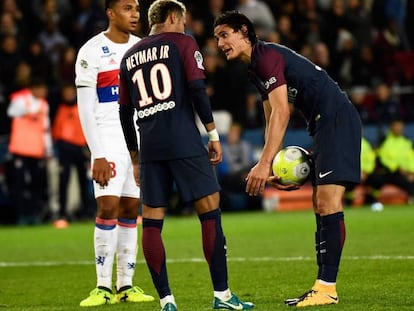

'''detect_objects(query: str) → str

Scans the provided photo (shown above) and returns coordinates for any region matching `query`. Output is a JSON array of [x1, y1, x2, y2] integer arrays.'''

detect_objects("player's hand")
[[208, 140, 222, 165], [266, 175, 300, 191], [245, 162, 270, 196], [92, 158, 111, 187]]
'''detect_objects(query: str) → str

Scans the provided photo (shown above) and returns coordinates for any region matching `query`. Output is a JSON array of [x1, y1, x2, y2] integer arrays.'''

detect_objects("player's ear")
[[240, 24, 248, 38], [106, 8, 114, 20]]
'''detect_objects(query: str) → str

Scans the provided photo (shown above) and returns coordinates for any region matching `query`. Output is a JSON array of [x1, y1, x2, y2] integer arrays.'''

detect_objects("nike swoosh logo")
[[219, 301, 243, 310], [319, 170, 333, 178], [326, 294, 338, 301]]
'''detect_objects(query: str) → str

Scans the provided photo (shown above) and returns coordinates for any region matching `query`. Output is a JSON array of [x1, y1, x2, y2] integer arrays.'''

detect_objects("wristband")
[[207, 129, 220, 141]]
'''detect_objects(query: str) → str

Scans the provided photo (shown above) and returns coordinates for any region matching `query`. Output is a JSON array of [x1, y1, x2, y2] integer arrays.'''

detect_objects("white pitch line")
[[0, 255, 413, 268]]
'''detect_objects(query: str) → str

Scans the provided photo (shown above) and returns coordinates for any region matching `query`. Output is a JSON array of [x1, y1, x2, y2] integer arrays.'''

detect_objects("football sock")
[[199, 209, 228, 291], [160, 295, 176, 308], [142, 218, 171, 298], [214, 288, 231, 300], [315, 214, 322, 279], [116, 218, 138, 290], [95, 217, 118, 289], [319, 212, 346, 283]]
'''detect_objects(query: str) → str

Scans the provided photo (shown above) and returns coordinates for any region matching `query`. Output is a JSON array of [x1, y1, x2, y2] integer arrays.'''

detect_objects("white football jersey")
[[75, 32, 140, 155]]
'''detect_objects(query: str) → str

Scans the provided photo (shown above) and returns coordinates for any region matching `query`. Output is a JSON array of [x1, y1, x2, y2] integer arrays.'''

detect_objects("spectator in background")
[[13, 60, 32, 91], [373, 18, 408, 84], [57, 45, 77, 84], [69, 0, 107, 49], [333, 29, 357, 88], [52, 83, 92, 228], [7, 78, 52, 225], [244, 85, 264, 129], [311, 41, 334, 75], [374, 118, 414, 202], [37, 15, 68, 66], [345, 0, 373, 50], [0, 35, 22, 96], [236, 0, 276, 36], [25, 39, 55, 86], [371, 82, 402, 125], [276, 14, 297, 48], [351, 44, 379, 87], [349, 86, 375, 125], [344, 136, 381, 208], [321, 0, 348, 57], [218, 122, 260, 210]]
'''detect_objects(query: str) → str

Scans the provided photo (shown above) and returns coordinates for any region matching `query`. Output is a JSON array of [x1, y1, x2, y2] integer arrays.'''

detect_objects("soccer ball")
[[272, 146, 311, 186]]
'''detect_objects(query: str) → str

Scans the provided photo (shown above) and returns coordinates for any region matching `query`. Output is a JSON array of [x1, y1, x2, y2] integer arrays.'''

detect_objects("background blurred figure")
[[7, 78, 52, 225], [52, 83, 93, 227], [374, 118, 414, 202], [371, 82, 402, 126], [218, 122, 260, 210]]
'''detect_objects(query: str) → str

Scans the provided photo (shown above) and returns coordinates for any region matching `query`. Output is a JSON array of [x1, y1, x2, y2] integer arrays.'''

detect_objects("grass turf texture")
[[0, 205, 413, 310]]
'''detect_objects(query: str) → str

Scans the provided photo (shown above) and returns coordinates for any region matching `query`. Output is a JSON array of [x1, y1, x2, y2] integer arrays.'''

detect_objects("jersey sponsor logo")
[[102, 45, 110, 54], [194, 50, 204, 70], [97, 86, 119, 103], [264, 76, 277, 89], [137, 101, 176, 119]]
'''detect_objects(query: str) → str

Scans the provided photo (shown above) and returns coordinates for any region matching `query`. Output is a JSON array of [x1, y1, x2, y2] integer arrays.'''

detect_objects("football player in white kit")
[[75, 0, 154, 306]]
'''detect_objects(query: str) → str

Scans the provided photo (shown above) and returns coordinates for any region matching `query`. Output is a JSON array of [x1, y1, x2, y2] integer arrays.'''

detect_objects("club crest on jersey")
[[194, 50, 204, 70], [102, 46, 110, 54]]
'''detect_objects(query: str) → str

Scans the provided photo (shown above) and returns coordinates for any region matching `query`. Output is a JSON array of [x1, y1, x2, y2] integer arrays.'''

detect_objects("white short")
[[92, 152, 140, 199]]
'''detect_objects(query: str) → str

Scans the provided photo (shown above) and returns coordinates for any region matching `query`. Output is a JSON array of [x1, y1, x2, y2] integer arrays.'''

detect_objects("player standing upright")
[[75, 0, 154, 306], [214, 11, 362, 307], [118, 1, 255, 310]]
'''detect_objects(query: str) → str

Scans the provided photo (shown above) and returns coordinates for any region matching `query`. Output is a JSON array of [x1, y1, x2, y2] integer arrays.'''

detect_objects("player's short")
[[92, 152, 140, 199], [140, 154, 221, 207], [311, 102, 362, 187]]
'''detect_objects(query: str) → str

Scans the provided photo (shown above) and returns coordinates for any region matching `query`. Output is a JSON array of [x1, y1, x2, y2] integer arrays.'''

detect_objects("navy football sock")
[[199, 209, 228, 291], [319, 212, 346, 283], [142, 218, 171, 298]]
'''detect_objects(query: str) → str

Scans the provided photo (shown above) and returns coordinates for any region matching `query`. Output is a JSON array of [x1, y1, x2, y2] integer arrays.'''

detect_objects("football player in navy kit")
[[118, 1, 254, 311], [214, 11, 362, 307]]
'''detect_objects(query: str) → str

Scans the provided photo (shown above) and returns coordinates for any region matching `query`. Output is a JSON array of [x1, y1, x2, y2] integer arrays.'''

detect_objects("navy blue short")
[[311, 102, 362, 187], [140, 154, 221, 207]]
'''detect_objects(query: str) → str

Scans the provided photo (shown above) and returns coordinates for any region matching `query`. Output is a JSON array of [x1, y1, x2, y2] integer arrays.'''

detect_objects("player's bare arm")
[[245, 85, 290, 196]]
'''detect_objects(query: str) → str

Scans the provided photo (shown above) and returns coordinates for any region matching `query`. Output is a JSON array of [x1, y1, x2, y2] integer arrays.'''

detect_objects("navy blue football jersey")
[[249, 41, 353, 135], [119, 33, 208, 162]]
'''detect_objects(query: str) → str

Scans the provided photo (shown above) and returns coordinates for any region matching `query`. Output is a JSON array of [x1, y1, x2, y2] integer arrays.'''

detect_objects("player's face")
[[110, 0, 140, 33], [214, 24, 250, 61]]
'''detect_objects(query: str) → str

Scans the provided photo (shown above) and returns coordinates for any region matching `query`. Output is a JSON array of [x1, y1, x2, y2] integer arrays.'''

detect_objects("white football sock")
[[94, 218, 118, 290], [116, 219, 138, 290], [214, 288, 231, 300], [160, 295, 176, 308]]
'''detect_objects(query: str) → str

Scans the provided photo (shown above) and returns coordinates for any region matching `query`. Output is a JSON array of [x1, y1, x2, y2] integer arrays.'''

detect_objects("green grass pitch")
[[0, 205, 413, 310]]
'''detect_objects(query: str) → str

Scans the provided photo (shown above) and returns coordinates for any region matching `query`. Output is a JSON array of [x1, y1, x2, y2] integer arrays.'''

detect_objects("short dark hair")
[[214, 11, 258, 45], [105, 0, 118, 9]]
